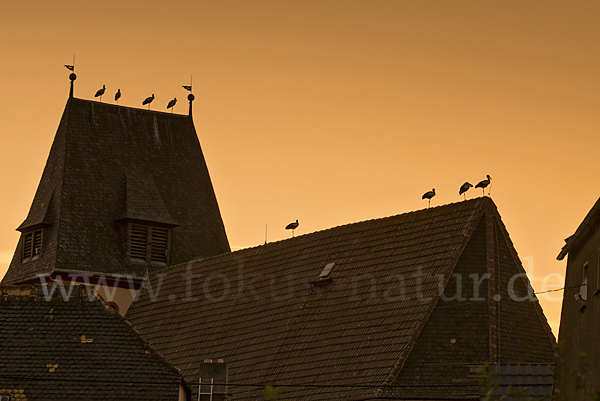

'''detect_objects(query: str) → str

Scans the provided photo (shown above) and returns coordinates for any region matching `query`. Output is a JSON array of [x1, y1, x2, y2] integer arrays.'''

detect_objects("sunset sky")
[[1, 1, 599, 335]]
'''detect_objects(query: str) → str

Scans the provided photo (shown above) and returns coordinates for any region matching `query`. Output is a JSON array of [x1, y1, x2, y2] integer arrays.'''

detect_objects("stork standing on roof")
[[422, 188, 435, 208], [142, 94, 155, 110], [167, 98, 177, 113], [286, 219, 299, 237], [115, 89, 121, 105], [475, 175, 492, 196], [459, 182, 473, 200], [95, 85, 106, 102]]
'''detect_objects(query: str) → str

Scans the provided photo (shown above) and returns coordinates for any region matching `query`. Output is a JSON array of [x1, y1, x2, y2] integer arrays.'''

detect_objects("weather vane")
[[65, 55, 76, 98]]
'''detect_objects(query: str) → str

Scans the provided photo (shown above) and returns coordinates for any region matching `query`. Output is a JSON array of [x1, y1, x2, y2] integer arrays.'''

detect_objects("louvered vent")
[[150, 227, 169, 264], [129, 223, 170, 265], [23, 232, 33, 260], [130, 224, 148, 261], [33, 230, 42, 256], [22, 229, 42, 261]]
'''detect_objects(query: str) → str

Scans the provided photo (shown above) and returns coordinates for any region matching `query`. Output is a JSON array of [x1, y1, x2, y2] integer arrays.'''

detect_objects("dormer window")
[[128, 223, 171, 265], [22, 229, 43, 262]]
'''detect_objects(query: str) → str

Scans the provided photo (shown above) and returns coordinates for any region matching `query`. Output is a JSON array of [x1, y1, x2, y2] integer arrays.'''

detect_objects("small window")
[[128, 223, 171, 265], [0, 395, 13, 401], [22, 229, 42, 262]]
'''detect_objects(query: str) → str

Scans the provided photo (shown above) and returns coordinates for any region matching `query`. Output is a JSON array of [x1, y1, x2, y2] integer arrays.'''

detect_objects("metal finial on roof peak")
[[66, 55, 76, 98]]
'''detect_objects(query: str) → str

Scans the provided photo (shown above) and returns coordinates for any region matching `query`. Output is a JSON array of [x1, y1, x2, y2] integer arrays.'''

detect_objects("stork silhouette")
[[459, 182, 473, 200], [142, 94, 155, 110], [422, 188, 436, 208], [167, 98, 177, 113], [286, 219, 299, 237], [94, 85, 106, 102], [475, 175, 492, 196]]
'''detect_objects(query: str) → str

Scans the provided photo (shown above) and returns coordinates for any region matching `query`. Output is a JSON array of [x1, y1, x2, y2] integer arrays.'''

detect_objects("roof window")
[[320, 262, 336, 279]]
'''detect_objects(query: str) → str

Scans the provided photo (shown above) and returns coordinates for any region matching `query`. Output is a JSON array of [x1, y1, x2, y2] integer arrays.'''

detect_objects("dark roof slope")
[[3, 97, 229, 284], [557, 196, 600, 260], [0, 284, 185, 400], [125, 198, 555, 401]]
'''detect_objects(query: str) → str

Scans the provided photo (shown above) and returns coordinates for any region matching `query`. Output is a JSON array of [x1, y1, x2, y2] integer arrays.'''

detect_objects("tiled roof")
[[0, 284, 186, 400], [3, 97, 229, 285], [557, 196, 600, 260], [488, 364, 554, 400], [125, 198, 555, 401]]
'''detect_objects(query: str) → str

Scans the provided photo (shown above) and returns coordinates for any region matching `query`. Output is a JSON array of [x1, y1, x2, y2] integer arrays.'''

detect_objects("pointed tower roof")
[[3, 97, 230, 284], [125, 198, 555, 401]]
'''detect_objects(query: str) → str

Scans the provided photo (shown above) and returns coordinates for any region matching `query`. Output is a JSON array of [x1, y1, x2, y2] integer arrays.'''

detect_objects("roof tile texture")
[[0, 285, 183, 400], [126, 199, 554, 400]]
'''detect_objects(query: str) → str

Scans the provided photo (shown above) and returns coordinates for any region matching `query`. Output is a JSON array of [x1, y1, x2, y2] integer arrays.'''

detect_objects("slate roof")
[[0, 284, 186, 400], [557, 196, 600, 260], [3, 97, 230, 285], [125, 198, 556, 401], [486, 364, 554, 401]]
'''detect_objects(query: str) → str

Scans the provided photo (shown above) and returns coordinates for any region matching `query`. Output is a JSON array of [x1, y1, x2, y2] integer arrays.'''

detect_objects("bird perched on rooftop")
[[142, 94, 155, 109], [167, 98, 177, 112], [115, 89, 121, 104], [422, 188, 435, 208], [286, 219, 299, 237], [459, 182, 473, 200], [94, 85, 106, 102], [475, 175, 492, 196]]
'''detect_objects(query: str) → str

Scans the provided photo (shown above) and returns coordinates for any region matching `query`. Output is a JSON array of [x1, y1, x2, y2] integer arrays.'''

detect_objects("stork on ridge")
[[142, 94, 155, 110], [167, 98, 177, 113], [286, 219, 299, 237], [94, 85, 106, 102], [115, 89, 121, 104], [475, 175, 492, 196], [422, 188, 436, 208], [459, 182, 473, 200]]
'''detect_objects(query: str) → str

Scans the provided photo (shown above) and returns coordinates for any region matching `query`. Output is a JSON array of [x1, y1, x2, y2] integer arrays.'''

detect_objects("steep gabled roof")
[[557, 196, 600, 260], [0, 284, 186, 400], [125, 198, 555, 401], [3, 97, 229, 285]]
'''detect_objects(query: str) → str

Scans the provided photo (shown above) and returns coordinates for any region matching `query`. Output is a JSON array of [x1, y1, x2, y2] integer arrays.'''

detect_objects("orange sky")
[[1, 0, 600, 335]]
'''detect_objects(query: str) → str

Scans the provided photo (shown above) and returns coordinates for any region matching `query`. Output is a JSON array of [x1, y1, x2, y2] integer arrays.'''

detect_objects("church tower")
[[1, 79, 230, 313]]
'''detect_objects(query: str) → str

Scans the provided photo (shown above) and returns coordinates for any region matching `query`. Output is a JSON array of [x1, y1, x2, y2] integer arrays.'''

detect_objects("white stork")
[[422, 188, 436, 208], [286, 219, 299, 237], [94, 85, 106, 102], [459, 182, 473, 200], [142, 94, 155, 109], [475, 175, 492, 196]]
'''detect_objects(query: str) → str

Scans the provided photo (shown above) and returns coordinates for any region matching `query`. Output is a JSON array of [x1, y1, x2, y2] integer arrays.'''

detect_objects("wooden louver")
[[22, 229, 42, 261], [129, 224, 170, 264]]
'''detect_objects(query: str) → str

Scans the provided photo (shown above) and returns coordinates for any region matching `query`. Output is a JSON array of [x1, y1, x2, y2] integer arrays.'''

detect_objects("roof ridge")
[[173, 198, 492, 266], [70, 96, 190, 118]]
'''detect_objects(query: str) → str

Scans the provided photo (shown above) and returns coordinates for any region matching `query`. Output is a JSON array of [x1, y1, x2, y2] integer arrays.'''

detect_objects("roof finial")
[[66, 55, 76, 98], [183, 75, 194, 117]]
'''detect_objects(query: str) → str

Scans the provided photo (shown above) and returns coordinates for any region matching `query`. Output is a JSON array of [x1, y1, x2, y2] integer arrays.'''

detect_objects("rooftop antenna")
[[264, 224, 268, 245], [65, 55, 76, 98], [183, 75, 194, 117]]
